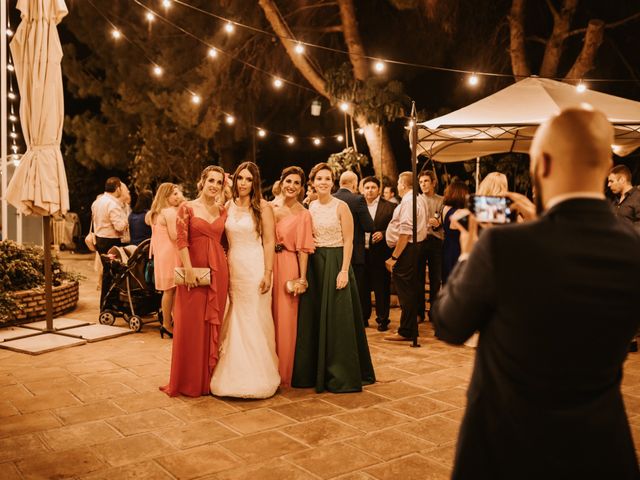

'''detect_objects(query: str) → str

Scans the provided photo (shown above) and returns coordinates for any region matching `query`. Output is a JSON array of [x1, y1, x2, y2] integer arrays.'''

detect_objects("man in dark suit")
[[432, 107, 640, 479], [361, 176, 395, 331], [334, 170, 374, 326]]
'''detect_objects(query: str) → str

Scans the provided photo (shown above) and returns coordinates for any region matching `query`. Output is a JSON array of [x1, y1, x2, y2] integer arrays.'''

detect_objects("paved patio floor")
[[2, 253, 640, 479]]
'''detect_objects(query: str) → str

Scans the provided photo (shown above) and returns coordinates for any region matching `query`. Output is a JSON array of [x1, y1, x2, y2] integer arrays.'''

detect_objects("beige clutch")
[[174, 267, 211, 286]]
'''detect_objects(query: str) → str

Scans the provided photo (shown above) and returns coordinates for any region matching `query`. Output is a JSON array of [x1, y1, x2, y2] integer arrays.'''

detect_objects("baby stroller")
[[98, 238, 162, 332]]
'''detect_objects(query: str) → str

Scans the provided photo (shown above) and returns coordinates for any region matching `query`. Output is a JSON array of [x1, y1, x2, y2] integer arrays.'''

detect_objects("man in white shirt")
[[384, 172, 427, 341], [91, 177, 128, 304]]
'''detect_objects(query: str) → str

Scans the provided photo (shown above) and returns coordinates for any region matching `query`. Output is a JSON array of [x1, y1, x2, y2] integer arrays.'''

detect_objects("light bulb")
[[273, 78, 283, 89], [294, 43, 305, 54], [7, 64, 14, 72], [313, 138, 321, 146], [225, 115, 235, 125], [162, 0, 171, 8], [374, 61, 385, 73], [152, 65, 163, 77], [408, 120, 415, 128], [207, 48, 218, 59], [339, 102, 349, 112], [257, 129, 266, 138], [468, 73, 479, 86], [145, 12, 155, 22], [357, 128, 364, 135], [8, 92, 16, 100], [111, 28, 122, 39], [9, 132, 17, 139], [576, 81, 587, 93], [337, 135, 344, 142], [6, 28, 13, 37], [9, 115, 17, 122], [11, 145, 18, 152], [191, 94, 201, 105], [224, 22, 234, 33], [287, 136, 295, 145]]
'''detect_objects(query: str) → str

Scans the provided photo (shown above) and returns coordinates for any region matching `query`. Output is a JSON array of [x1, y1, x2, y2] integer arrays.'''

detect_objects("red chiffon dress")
[[272, 209, 315, 386], [160, 203, 229, 397]]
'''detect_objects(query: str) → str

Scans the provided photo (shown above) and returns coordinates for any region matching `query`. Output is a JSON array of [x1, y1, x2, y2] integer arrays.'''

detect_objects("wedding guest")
[[210, 161, 281, 398], [383, 184, 400, 205], [441, 181, 469, 284], [128, 190, 152, 246], [272, 166, 315, 386], [160, 166, 229, 397], [271, 180, 283, 207], [119, 182, 132, 245], [478, 171, 508, 196], [302, 184, 317, 208], [292, 162, 375, 393], [146, 183, 182, 337]]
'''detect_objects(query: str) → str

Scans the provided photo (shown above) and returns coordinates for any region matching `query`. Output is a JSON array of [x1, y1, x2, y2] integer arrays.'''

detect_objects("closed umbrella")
[[6, 0, 69, 332]]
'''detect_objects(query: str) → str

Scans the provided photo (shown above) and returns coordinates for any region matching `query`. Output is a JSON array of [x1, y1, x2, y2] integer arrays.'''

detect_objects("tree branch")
[[508, 0, 530, 79], [526, 35, 548, 45], [337, 0, 369, 81], [566, 10, 640, 37], [545, 0, 559, 21], [294, 25, 343, 33], [540, 0, 578, 77], [565, 19, 604, 79]]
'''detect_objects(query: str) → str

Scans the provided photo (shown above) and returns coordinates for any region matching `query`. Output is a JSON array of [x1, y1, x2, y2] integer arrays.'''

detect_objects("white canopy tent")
[[416, 77, 640, 163]]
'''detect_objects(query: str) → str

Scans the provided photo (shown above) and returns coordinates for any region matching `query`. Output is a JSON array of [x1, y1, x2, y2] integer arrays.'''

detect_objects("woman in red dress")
[[160, 166, 229, 397]]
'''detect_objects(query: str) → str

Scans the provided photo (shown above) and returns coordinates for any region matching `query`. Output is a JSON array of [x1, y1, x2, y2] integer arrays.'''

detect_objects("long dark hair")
[[232, 161, 263, 236], [443, 181, 469, 209]]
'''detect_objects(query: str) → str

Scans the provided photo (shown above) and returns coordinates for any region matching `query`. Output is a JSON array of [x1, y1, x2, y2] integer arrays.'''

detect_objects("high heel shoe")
[[160, 326, 173, 339]]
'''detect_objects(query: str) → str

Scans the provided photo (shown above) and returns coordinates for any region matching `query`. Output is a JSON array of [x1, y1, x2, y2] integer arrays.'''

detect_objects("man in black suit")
[[334, 170, 374, 326], [433, 107, 640, 479], [362, 176, 396, 331]]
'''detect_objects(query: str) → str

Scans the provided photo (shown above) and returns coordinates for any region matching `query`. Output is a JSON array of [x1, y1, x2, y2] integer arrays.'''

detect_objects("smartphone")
[[466, 195, 516, 224]]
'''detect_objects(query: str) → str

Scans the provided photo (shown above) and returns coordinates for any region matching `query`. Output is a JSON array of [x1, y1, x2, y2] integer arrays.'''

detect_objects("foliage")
[[325, 63, 409, 125], [0, 241, 83, 322], [327, 147, 370, 179]]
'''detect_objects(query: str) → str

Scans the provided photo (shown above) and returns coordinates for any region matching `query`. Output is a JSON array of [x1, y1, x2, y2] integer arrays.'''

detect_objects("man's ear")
[[541, 152, 552, 178]]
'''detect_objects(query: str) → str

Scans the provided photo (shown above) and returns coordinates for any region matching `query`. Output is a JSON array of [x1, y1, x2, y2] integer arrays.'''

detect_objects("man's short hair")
[[399, 172, 413, 188], [362, 176, 380, 188], [610, 165, 632, 183], [339, 170, 358, 187], [105, 177, 122, 193], [419, 169, 437, 186]]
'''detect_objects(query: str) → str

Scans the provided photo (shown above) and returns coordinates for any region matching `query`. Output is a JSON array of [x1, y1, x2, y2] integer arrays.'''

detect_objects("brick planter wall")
[[9, 281, 79, 325]]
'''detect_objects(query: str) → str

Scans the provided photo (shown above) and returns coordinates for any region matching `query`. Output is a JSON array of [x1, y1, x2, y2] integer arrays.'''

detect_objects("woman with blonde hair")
[[161, 166, 229, 397], [477, 172, 508, 196], [146, 183, 183, 337]]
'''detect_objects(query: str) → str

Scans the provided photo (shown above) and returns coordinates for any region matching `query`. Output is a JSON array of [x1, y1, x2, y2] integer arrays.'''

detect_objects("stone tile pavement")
[[2, 253, 640, 479]]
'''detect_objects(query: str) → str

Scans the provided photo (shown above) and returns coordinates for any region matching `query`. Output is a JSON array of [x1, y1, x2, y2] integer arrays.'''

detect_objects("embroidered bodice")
[[309, 198, 343, 247]]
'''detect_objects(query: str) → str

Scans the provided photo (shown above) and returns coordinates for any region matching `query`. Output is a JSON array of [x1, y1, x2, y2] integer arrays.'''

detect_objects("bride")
[[210, 161, 281, 398]]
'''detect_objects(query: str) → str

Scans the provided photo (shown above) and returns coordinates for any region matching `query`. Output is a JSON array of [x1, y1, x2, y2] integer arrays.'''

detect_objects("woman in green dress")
[[292, 163, 376, 393]]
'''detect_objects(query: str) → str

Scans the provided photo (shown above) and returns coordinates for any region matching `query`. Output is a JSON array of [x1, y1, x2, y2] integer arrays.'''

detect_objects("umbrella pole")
[[410, 102, 420, 349], [43, 216, 54, 332], [475, 157, 480, 191]]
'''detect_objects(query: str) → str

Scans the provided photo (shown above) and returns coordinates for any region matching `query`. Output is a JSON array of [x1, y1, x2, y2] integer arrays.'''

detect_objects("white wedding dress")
[[210, 202, 280, 398]]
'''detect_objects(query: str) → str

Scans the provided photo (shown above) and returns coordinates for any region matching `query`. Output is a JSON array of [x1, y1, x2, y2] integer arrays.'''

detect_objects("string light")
[[468, 73, 479, 86], [225, 115, 235, 125], [286, 136, 295, 144], [111, 28, 122, 39], [339, 102, 350, 112], [257, 128, 266, 138], [408, 120, 415, 128], [312, 137, 321, 146], [9, 132, 17, 139], [337, 135, 344, 142], [6, 28, 13, 37], [191, 93, 201, 104], [7, 63, 14, 72], [576, 81, 587, 93], [224, 22, 235, 33], [374, 61, 385, 73], [145, 11, 155, 22], [162, 0, 171, 8], [357, 128, 364, 135], [11, 145, 18, 153], [8, 92, 16, 100], [294, 43, 305, 54], [273, 77, 283, 89], [207, 47, 218, 58], [9, 114, 17, 122], [152, 65, 163, 76]]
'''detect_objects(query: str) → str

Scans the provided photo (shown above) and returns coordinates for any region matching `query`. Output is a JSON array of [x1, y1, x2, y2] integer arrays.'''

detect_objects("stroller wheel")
[[59, 244, 66, 251], [99, 310, 116, 326], [129, 315, 143, 332]]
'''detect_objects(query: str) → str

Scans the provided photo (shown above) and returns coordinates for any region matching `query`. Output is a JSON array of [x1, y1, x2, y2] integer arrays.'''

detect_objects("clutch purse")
[[174, 267, 211, 286]]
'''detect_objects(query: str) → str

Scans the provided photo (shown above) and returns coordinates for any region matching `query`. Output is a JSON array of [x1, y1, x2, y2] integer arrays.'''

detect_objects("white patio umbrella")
[[6, 0, 69, 332]]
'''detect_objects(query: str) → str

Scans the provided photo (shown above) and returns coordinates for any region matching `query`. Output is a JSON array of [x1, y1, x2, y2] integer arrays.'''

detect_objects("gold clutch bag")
[[174, 267, 211, 286]]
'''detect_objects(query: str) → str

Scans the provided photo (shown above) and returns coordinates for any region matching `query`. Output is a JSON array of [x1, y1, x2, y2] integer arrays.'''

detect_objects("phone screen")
[[468, 195, 514, 224]]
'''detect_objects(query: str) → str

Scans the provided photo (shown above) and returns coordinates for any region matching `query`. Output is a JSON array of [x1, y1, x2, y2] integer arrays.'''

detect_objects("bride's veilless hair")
[[231, 161, 264, 237], [279, 166, 306, 202], [145, 182, 177, 226], [197, 165, 228, 204]]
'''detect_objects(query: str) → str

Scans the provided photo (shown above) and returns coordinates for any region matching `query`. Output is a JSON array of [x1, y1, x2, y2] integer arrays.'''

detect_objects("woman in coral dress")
[[271, 166, 315, 387], [160, 166, 229, 397]]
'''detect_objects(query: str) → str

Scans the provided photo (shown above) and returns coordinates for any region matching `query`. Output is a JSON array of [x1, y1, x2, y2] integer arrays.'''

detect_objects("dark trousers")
[[394, 241, 424, 339], [419, 236, 443, 317], [96, 236, 122, 307], [352, 263, 368, 326], [363, 250, 391, 326]]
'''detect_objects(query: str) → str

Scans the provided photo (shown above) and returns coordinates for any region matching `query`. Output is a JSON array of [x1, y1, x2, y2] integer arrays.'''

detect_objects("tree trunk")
[[337, 0, 369, 81], [539, 0, 579, 77], [565, 19, 604, 80], [357, 117, 398, 181], [508, 0, 530, 79]]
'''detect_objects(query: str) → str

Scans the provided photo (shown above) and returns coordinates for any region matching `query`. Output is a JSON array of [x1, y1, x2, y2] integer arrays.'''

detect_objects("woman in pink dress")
[[146, 183, 182, 337], [271, 166, 315, 386], [160, 166, 229, 397]]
